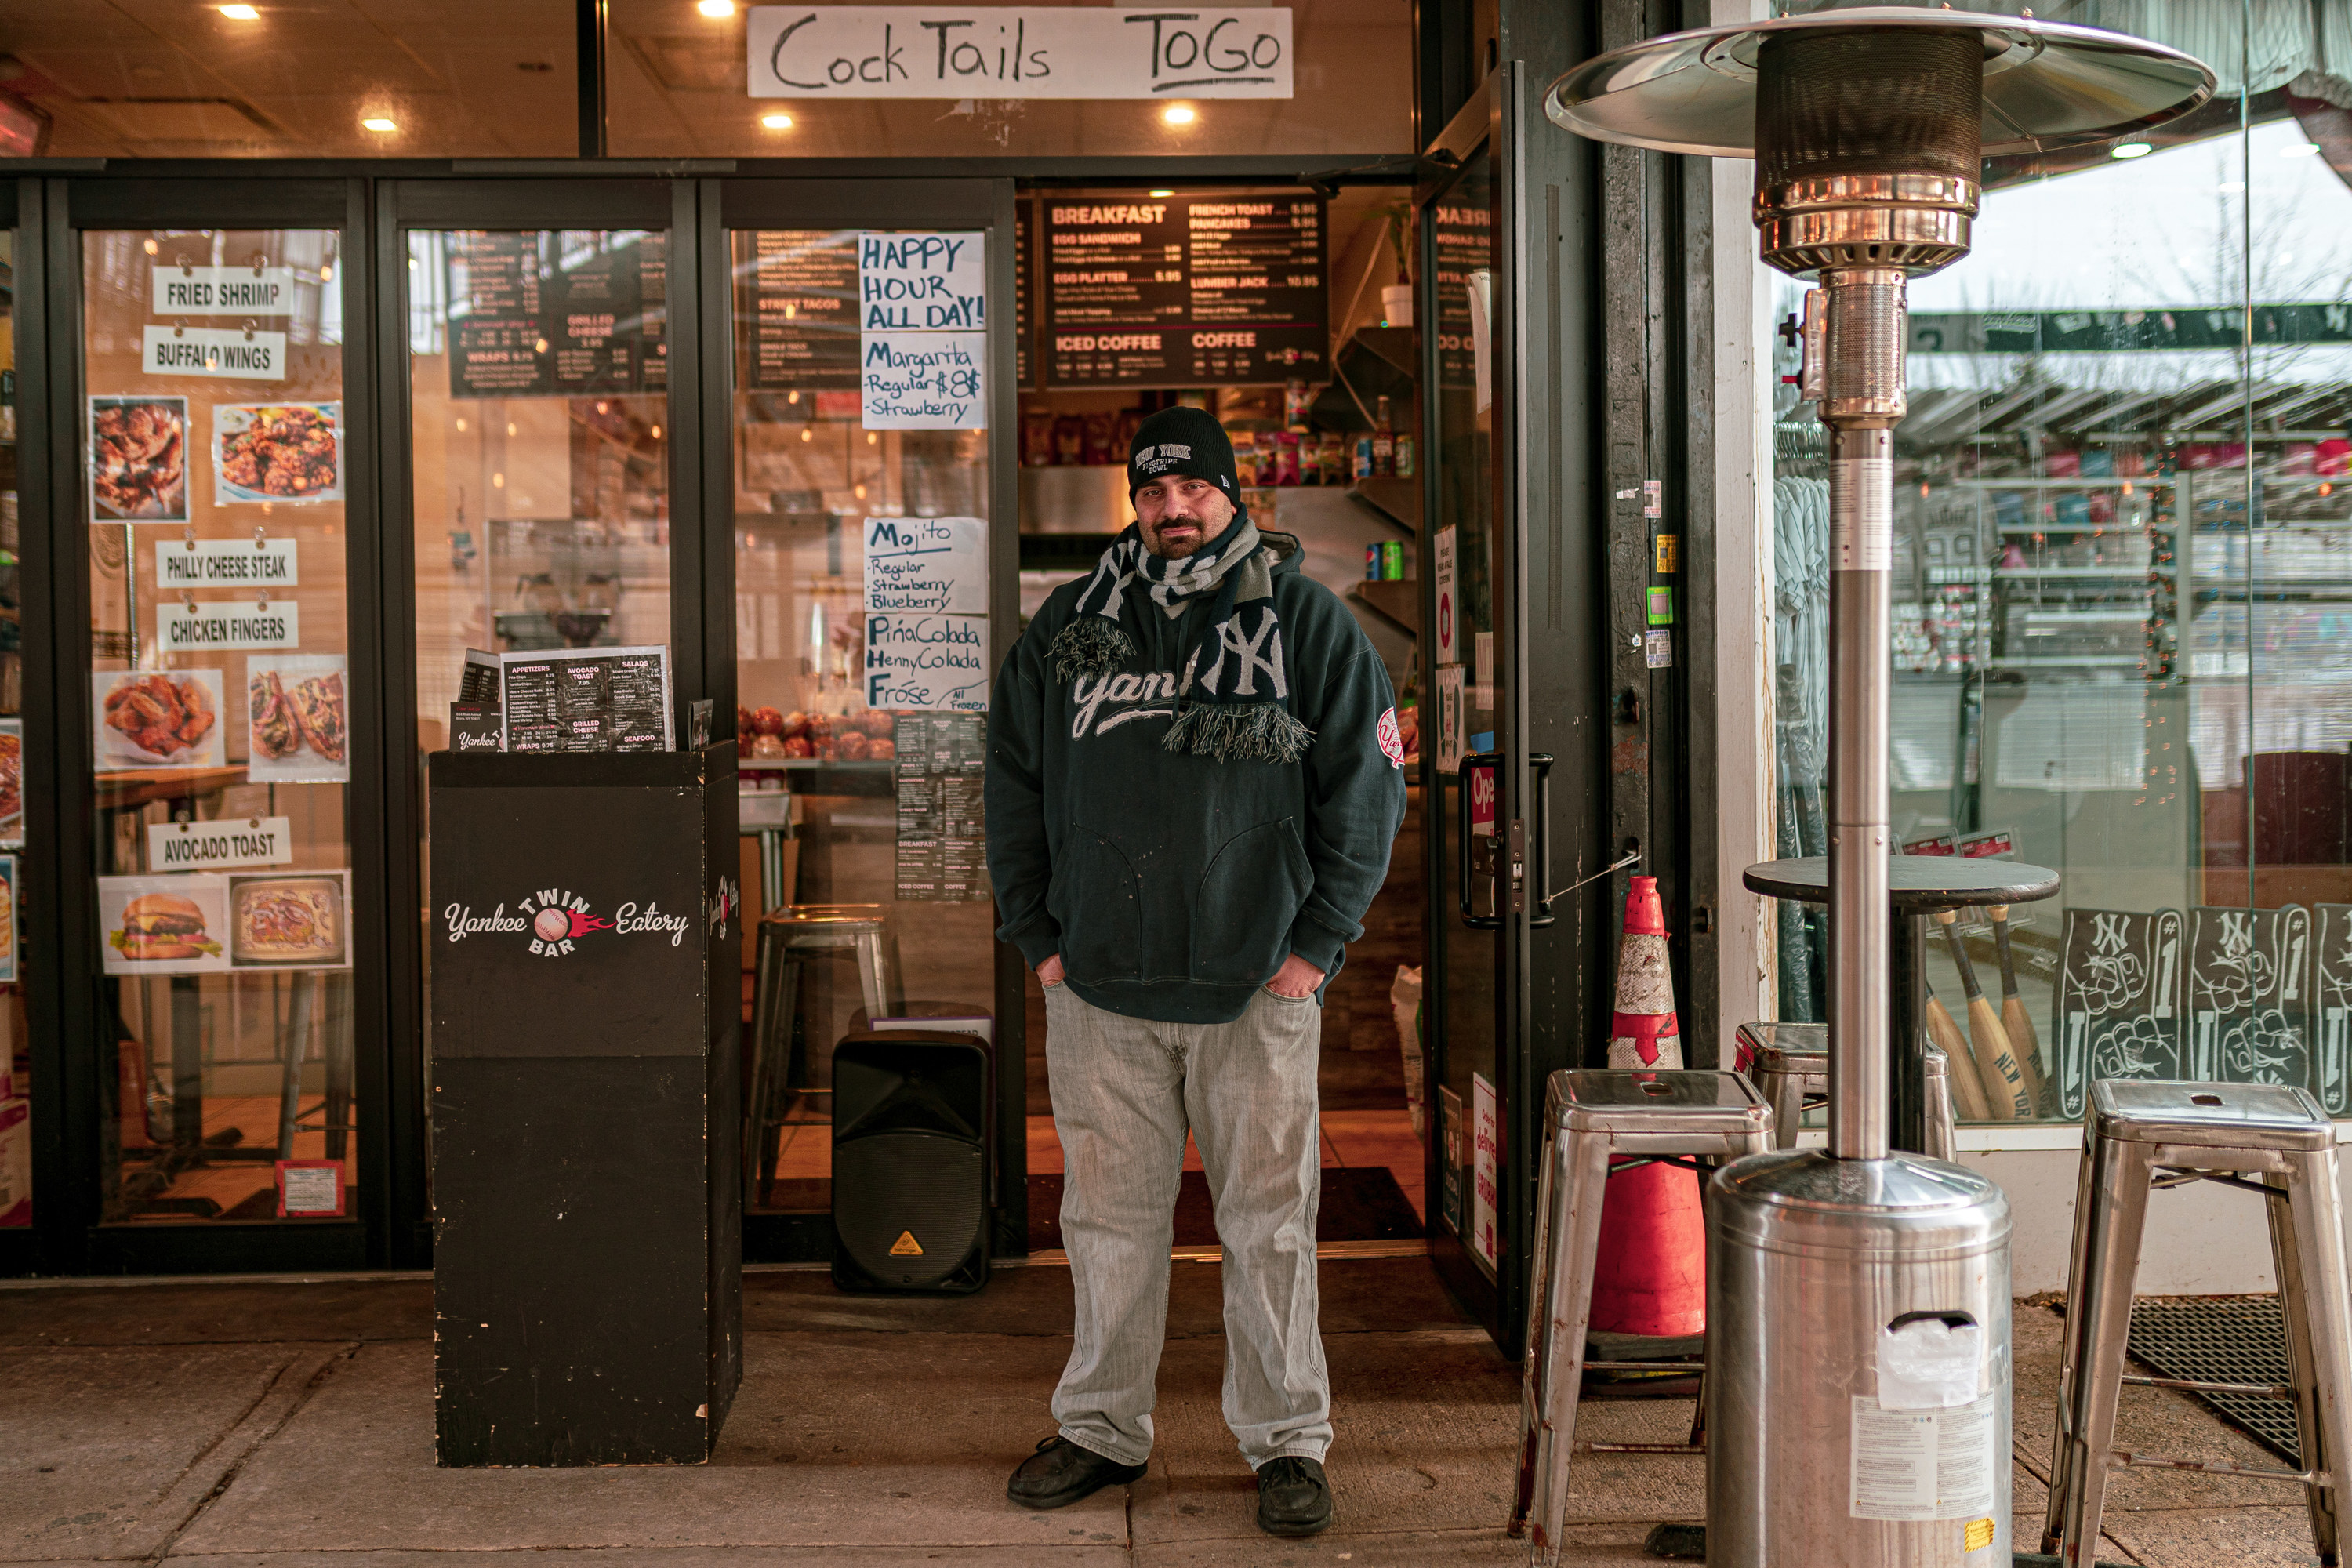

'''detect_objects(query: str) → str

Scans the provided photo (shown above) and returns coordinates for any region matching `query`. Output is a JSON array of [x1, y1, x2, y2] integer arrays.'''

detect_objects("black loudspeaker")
[[831, 1030, 993, 1294]]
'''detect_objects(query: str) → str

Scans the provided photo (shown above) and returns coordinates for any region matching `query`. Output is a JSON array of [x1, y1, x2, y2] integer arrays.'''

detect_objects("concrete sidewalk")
[[0, 1258, 2327, 1566]]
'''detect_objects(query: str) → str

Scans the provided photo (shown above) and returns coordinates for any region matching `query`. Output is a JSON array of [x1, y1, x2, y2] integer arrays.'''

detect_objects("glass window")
[[1767, 5, 2352, 1123], [1424, 152, 1497, 1269], [83, 228, 354, 1222], [14, 5, 576, 158], [608, 0, 1412, 159], [729, 228, 996, 1217], [406, 227, 674, 1071], [0, 230, 24, 1229]]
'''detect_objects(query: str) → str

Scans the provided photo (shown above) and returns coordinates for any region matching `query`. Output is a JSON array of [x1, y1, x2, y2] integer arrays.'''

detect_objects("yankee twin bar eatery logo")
[[442, 887, 693, 958]]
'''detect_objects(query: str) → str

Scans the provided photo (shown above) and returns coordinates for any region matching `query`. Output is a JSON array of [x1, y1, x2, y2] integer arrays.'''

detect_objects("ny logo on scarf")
[[1048, 514, 1313, 764]]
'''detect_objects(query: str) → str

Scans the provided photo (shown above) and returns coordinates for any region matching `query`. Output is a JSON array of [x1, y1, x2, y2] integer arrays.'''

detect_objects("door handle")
[[1457, 750, 1502, 930], [1527, 752, 1555, 928]]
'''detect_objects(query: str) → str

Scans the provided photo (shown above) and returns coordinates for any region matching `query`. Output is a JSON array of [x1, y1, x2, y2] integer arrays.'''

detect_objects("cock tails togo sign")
[[429, 759, 732, 1061], [747, 5, 1292, 99]]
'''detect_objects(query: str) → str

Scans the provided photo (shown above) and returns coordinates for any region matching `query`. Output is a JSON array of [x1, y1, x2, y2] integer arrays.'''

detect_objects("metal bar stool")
[[1510, 1068, 1773, 1565], [1733, 1020, 1958, 1160], [2043, 1080, 2352, 1566], [745, 906, 901, 1201]]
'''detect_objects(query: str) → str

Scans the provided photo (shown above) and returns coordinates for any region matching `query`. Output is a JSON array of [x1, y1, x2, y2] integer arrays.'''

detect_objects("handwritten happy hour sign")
[[864, 516, 987, 614], [748, 6, 1293, 100], [859, 231, 986, 429], [865, 612, 988, 713]]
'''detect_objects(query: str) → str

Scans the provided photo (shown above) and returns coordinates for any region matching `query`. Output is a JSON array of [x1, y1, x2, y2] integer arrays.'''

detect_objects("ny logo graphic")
[[1197, 617, 1287, 699]]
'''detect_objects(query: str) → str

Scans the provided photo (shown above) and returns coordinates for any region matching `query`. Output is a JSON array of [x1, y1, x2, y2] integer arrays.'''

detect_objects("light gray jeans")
[[1044, 980, 1330, 1470]]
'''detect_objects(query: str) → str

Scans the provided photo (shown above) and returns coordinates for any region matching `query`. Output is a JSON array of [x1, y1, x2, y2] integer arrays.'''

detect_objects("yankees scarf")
[[1048, 514, 1315, 764]]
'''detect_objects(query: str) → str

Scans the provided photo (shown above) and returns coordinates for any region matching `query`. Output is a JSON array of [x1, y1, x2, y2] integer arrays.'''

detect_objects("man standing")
[[985, 406, 1406, 1538]]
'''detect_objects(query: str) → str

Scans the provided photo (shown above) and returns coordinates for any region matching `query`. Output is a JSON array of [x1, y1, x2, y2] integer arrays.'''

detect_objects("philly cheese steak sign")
[[749, 5, 1291, 99]]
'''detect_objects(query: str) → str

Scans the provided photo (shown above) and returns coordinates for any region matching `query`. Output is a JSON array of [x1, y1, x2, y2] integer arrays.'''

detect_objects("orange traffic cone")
[[1588, 876, 1708, 1338]]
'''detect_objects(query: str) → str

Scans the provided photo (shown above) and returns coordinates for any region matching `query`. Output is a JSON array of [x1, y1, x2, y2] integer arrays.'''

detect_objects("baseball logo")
[[1377, 707, 1406, 768]]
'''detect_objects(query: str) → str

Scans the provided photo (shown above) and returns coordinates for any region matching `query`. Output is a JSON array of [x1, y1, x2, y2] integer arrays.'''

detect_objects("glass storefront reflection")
[[83, 229, 357, 1221], [728, 230, 996, 1216], [1769, 11, 2352, 1122]]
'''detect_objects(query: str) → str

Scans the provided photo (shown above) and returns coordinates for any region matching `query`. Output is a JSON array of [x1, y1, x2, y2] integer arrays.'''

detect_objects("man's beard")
[[1144, 517, 1213, 559]]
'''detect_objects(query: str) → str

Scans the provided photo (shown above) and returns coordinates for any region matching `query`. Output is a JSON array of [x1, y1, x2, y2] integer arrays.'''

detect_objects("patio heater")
[[1546, 9, 2211, 1564]]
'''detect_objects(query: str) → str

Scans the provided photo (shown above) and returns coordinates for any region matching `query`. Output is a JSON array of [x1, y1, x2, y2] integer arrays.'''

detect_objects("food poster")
[[0, 855, 18, 985], [95, 669, 226, 771], [99, 873, 232, 975], [227, 870, 350, 971], [90, 396, 191, 521], [212, 402, 342, 505], [0, 718, 20, 847], [245, 654, 349, 782]]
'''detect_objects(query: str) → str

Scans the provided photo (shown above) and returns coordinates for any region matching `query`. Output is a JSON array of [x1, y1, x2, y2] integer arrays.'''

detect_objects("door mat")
[[1027, 1167, 1422, 1250], [2111, 1292, 2302, 1465]]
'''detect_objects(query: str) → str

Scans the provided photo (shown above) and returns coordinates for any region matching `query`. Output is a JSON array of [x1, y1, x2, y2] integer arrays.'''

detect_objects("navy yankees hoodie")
[[985, 534, 1408, 1025]]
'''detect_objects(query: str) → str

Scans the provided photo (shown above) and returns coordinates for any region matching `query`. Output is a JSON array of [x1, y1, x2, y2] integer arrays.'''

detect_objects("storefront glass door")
[[720, 182, 1018, 1255], [77, 219, 361, 1232], [1419, 73, 1535, 1342]]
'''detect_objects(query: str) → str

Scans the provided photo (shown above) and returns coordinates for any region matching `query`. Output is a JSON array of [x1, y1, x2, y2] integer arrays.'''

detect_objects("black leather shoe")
[[1254, 1455, 1334, 1537], [1007, 1435, 1147, 1510]]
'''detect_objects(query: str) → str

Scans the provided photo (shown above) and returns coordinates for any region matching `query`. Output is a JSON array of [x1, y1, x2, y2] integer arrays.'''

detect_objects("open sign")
[[1468, 761, 1496, 836]]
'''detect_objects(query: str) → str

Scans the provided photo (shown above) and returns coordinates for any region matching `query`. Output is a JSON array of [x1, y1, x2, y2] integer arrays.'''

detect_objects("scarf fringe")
[[1050, 617, 1135, 681], [1163, 702, 1314, 765]]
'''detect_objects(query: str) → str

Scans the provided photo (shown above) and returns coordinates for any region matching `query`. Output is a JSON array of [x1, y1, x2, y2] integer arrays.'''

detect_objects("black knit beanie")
[[1127, 406, 1239, 502]]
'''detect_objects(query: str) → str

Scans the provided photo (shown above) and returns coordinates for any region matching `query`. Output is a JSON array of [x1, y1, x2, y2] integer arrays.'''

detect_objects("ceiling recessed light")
[[698, 0, 736, 13], [218, 3, 260, 16], [1163, 104, 1196, 125], [361, 116, 397, 132], [2110, 142, 2151, 159], [761, 112, 793, 129], [143, 238, 159, 255], [2283, 141, 2321, 157], [1149, 188, 1174, 197]]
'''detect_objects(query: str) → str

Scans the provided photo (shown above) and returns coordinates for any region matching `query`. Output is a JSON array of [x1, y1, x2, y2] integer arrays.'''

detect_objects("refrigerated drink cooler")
[[1546, 10, 2213, 1563]]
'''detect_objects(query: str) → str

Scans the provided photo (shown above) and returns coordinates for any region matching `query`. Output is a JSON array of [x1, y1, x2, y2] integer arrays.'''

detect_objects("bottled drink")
[[1372, 396, 1396, 477]]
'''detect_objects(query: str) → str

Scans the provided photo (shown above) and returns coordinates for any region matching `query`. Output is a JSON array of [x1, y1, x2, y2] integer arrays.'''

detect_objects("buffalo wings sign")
[[747, 5, 1293, 100]]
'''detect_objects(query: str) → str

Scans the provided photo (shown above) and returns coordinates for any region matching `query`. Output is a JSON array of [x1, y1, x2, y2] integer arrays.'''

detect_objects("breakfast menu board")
[[447, 230, 669, 400], [1430, 198, 1493, 390], [499, 645, 673, 753], [744, 230, 861, 391], [1044, 194, 1327, 387]]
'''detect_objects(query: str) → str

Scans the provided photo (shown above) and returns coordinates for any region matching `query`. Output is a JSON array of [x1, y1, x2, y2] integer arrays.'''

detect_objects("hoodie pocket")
[[1189, 818, 1312, 985], [1049, 826, 1145, 982]]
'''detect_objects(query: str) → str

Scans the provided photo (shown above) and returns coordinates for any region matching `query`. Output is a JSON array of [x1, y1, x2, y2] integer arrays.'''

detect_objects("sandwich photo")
[[109, 891, 222, 962], [230, 875, 345, 966], [244, 655, 348, 781]]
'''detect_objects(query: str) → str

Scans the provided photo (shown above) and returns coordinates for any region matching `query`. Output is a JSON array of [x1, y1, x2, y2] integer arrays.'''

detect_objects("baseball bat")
[[1988, 903, 2049, 1115], [1925, 982, 1995, 1120], [1936, 909, 2030, 1120]]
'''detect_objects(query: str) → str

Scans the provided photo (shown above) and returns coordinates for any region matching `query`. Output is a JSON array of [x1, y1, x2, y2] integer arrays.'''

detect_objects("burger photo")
[[110, 891, 223, 961]]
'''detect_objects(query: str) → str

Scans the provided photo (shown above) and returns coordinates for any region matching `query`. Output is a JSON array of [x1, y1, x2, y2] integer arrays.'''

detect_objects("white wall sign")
[[147, 816, 296, 873], [863, 515, 988, 614], [159, 599, 300, 652], [142, 326, 287, 381], [864, 612, 988, 712], [749, 6, 1293, 100], [158, 539, 298, 590], [151, 267, 298, 317], [861, 231, 985, 331], [862, 329, 985, 429]]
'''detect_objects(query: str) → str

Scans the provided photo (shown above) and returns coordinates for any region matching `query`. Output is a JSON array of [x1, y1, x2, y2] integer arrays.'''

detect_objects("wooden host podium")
[[427, 744, 741, 1465]]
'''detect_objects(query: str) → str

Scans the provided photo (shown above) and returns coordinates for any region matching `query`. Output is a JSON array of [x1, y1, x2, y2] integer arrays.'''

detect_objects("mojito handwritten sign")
[[862, 329, 985, 428], [863, 515, 987, 614], [748, 6, 1293, 100], [865, 612, 988, 712]]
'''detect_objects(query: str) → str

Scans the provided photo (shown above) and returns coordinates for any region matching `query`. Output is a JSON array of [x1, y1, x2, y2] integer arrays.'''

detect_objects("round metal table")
[[1742, 855, 2060, 1152]]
